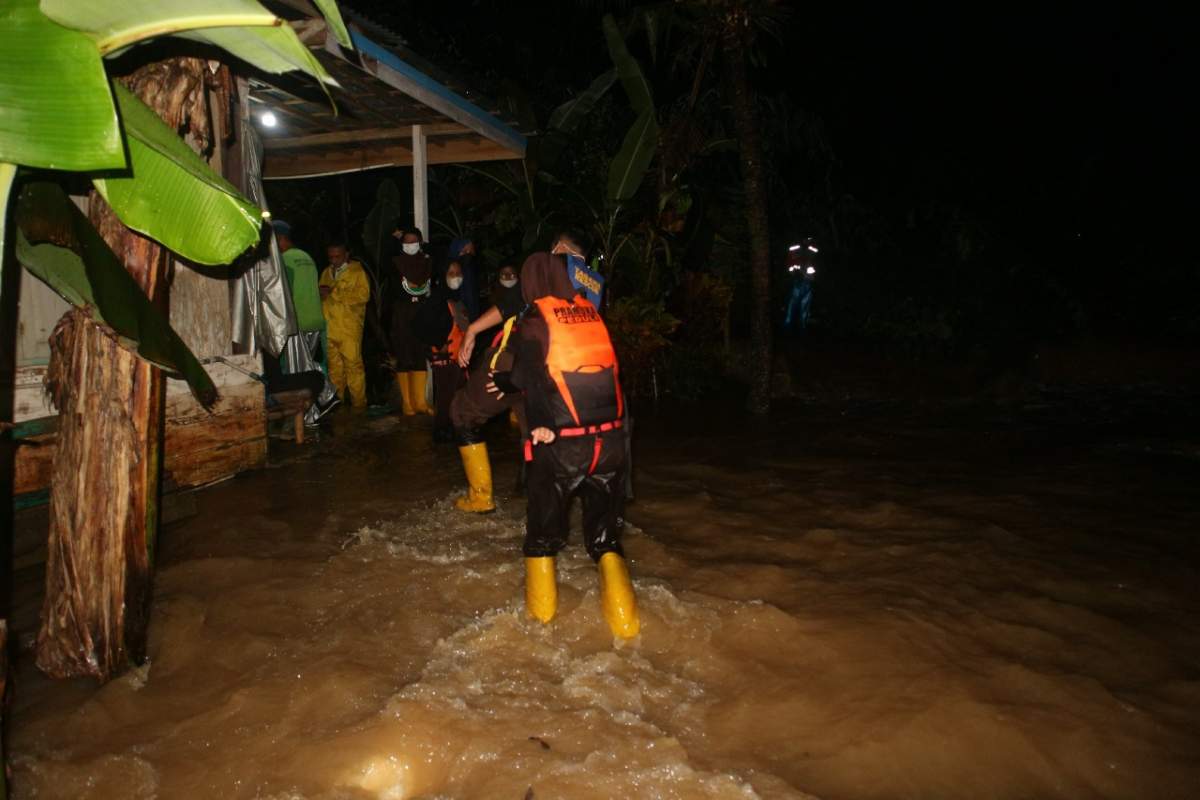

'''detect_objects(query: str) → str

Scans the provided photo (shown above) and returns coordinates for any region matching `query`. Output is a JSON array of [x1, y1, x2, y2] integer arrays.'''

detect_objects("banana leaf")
[[41, 0, 336, 86], [93, 83, 265, 266], [178, 25, 335, 87], [0, 0, 123, 172], [39, 0, 276, 53], [311, 0, 353, 49], [547, 69, 616, 134], [14, 181, 217, 407], [602, 14, 654, 118], [1, 162, 16, 290], [608, 112, 658, 204]]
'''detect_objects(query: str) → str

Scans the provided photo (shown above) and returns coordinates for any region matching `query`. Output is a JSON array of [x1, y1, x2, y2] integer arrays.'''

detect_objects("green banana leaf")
[[41, 0, 337, 86], [1, 162, 16, 290], [93, 83, 265, 266], [548, 68, 616, 134], [179, 25, 336, 87], [311, 0, 353, 49], [15, 181, 217, 407], [39, 0, 276, 53], [608, 112, 658, 204], [602, 14, 655, 118], [0, 0, 123, 172]]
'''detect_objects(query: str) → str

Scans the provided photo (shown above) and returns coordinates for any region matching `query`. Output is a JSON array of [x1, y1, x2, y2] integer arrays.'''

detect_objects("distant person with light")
[[784, 238, 818, 331]]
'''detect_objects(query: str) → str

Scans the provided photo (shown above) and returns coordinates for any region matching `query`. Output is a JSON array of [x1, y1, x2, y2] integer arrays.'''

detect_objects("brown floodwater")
[[7, 395, 1200, 799]]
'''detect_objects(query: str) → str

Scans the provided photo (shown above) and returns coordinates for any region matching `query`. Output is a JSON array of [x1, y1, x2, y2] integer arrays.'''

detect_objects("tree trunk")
[[36, 58, 210, 682], [1, 619, 7, 800], [725, 24, 773, 415]]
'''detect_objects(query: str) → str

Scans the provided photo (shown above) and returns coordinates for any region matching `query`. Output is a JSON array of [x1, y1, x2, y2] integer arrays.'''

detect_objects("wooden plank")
[[14, 365, 55, 423], [263, 137, 520, 179], [165, 436, 267, 488], [169, 260, 230, 359], [262, 122, 467, 150], [14, 434, 55, 495], [14, 373, 268, 495]]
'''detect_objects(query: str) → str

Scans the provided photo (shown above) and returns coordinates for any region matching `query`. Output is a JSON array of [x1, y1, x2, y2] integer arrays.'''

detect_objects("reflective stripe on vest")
[[533, 296, 623, 428], [489, 315, 519, 370]]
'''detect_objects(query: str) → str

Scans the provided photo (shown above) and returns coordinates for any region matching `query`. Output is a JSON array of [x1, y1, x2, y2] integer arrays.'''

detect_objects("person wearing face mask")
[[447, 238, 481, 321], [490, 263, 521, 313], [318, 242, 370, 409], [489, 264, 524, 430], [488, 251, 637, 639], [389, 225, 434, 415], [411, 260, 471, 443]]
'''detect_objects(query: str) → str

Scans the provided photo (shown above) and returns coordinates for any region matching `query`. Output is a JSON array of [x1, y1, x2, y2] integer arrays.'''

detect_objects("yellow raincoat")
[[319, 259, 370, 408]]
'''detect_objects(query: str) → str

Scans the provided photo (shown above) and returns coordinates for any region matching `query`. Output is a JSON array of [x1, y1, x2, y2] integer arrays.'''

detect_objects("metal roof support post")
[[412, 123, 429, 240]]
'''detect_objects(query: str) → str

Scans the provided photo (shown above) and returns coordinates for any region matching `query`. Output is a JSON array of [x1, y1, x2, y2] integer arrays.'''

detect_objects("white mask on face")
[[500, 277, 518, 288], [446, 276, 463, 290], [402, 242, 421, 256]]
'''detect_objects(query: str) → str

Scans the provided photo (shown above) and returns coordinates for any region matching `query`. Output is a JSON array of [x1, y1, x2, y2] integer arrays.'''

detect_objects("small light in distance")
[[261, 111, 278, 128], [806, 266, 816, 275], [788, 244, 801, 251], [807, 244, 819, 253]]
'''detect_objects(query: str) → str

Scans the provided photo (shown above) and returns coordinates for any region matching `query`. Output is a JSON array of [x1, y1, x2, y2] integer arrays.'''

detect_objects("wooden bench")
[[265, 389, 313, 444]]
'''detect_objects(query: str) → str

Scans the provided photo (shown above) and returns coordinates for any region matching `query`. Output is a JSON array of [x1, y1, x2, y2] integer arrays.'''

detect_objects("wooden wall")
[[13, 357, 266, 496]]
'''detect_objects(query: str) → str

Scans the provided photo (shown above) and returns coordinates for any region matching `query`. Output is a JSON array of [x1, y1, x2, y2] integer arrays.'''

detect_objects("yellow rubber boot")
[[598, 552, 640, 639], [396, 372, 415, 415], [408, 370, 433, 415], [525, 557, 557, 623], [454, 443, 496, 513]]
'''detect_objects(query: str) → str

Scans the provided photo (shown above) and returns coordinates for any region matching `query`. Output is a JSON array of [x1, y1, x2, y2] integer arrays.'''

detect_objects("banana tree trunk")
[[36, 58, 209, 681], [725, 30, 773, 415], [1, 619, 7, 800]]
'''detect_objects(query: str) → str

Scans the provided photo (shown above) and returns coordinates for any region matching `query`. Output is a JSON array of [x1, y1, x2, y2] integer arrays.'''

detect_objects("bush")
[[607, 297, 680, 398]]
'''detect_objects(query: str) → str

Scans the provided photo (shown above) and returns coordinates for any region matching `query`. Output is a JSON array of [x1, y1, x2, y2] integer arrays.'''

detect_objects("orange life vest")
[[433, 300, 466, 362], [533, 296, 623, 428]]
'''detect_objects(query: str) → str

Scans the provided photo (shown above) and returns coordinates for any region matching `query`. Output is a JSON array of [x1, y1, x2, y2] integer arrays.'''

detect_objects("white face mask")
[[446, 276, 463, 290], [500, 277, 518, 288], [402, 242, 421, 256]]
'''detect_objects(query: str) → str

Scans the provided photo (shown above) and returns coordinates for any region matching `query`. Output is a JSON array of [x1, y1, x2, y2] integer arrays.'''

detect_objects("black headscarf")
[[490, 274, 522, 313], [520, 252, 576, 304]]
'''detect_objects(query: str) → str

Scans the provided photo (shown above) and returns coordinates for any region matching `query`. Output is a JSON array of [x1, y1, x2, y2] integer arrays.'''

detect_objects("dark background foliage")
[[266, 1, 1193, 401]]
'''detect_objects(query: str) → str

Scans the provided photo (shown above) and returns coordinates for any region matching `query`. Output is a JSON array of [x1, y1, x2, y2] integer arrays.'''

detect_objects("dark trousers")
[[524, 429, 627, 562], [432, 360, 467, 437], [449, 346, 524, 444]]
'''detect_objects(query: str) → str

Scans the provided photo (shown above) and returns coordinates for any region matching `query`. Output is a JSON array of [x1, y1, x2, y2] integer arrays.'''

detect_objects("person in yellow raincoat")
[[319, 242, 370, 409]]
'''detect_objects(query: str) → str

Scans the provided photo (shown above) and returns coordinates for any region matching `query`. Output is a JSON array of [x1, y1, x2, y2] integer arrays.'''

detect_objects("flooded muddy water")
[[8, 397, 1200, 799]]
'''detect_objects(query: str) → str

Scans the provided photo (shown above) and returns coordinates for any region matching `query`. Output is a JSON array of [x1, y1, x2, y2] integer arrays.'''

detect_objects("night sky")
[[335, 1, 1191, 347], [368, 1, 1185, 248]]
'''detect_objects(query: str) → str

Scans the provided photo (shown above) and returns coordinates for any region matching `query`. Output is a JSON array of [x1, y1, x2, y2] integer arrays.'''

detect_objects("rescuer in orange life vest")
[[487, 251, 639, 639]]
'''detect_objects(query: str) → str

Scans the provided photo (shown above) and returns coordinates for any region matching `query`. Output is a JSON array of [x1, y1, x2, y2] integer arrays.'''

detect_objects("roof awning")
[[254, 15, 527, 180]]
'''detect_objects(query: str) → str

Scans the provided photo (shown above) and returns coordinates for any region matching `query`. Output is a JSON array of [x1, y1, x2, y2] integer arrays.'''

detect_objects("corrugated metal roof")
[[254, 2, 528, 179]]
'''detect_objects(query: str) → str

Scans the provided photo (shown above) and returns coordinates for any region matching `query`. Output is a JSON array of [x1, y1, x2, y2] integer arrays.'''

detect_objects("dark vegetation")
[[267, 2, 1195, 406]]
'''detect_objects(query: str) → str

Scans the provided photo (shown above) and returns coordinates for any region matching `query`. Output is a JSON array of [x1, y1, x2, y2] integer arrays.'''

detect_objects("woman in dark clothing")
[[390, 227, 434, 415], [447, 238, 481, 321], [412, 260, 471, 442], [489, 263, 522, 317]]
